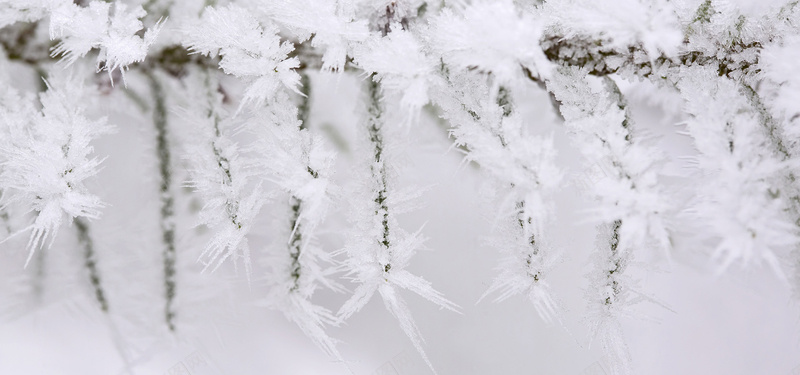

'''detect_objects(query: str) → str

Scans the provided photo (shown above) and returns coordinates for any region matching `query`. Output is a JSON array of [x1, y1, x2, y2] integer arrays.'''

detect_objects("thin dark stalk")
[[498, 86, 542, 279], [75, 217, 108, 312], [288, 73, 313, 291], [145, 69, 177, 331], [288, 197, 303, 291], [604, 220, 624, 306], [367, 79, 391, 255], [203, 72, 241, 233], [298, 71, 311, 130]]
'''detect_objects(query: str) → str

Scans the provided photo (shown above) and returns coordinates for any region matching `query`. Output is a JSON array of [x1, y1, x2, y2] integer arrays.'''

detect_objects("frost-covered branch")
[[429, 62, 564, 323], [74, 217, 107, 312], [182, 4, 301, 109], [0, 76, 111, 266], [144, 68, 177, 331], [50, 1, 163, 82], [338, 78, 458, 373], [547, 67, 672, 252], [544, 66, 671, 373], [183, 69, 262, 278], [254, 81, 343, 362], [677, 64, 796, 276], [587, 220, 633, 375]]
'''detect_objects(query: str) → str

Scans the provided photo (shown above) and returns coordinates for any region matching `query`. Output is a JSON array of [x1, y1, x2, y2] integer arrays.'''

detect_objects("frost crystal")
[[258, 0, 370, 72], [0, 75, 110, 265], [183, 5, 300, 109], [429, 0, 543, 84], [50, 2, 162, 81], [678, 65, 796, 277], [182, 72, 263, 278], [338, 80, 458, 374]]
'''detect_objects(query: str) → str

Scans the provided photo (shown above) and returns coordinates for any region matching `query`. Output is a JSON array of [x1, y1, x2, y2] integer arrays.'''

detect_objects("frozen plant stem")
[[28, 67, 50, 303], [287, 197, 303, 291], [210, 120, 236, 217], [297, 71, 311, 130], [344, 74, 461, 373], [146, 69, 177, 331], [604, 220, 624, 306], [199, 69, 251, 276], [594, 221, 632, 375], [499, 87, 542, 283], [75, 217, 108, 312], [741, 84, 790, 160], [287, 72, 312, 292], [740, 82, 800, 294], [367, 78, 391, 258], [740, 83, 800, 225]]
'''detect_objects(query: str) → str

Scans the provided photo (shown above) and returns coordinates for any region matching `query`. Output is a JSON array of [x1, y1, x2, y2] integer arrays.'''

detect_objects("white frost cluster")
[[548, 68, 672, 252], [183, 5, 301, 109], [428, 0, 544, 84], [254, 98, 336, 234], [585, 222, 634, 375], [0, 75, 110, 265], [256, 0, 370, 72], [760, 35, 800, 153], [0, 0, 51, 28], [678, 65, 796, 277], [431, 67, 565, 323], [544, 0, 683, 58], [182, 74, 264, 278], [337, 80, 459, 373], [354, 27, 435, 121], [50, 2, 162, 80]]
